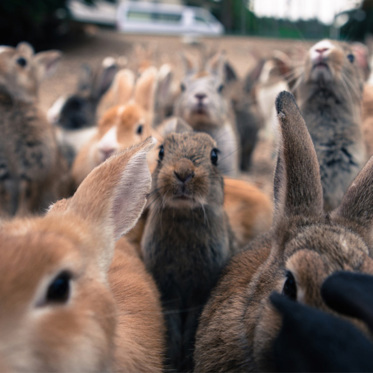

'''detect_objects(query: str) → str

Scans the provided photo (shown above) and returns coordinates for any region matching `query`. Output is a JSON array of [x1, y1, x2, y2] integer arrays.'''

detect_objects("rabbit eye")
[[158, 145, 164, 161], [217, 84, 224, 93], [16, 57, 27, 67], [180, 83, 186, 92], [211, 148, 219, 165], [136, 124, 143, 135], [282, 271, 297, 300], [46, 271, 71, 304], [347, 53, 355, 63]]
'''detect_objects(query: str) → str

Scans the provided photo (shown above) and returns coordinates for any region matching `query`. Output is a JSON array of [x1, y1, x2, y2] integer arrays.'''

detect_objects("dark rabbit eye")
[[211, 148, 219, 165], [180, 83, 186, 92], [217, 84, 224, 93], [46, 271, 71, 304], [136, 124, 143, 135], [16, 57, 27, 67], [282, 271, 297, 300], [347, 53, 355, 63], [158, 145, 164, 161]]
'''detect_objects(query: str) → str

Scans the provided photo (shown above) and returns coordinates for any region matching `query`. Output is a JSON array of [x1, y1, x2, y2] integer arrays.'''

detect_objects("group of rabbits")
[[1, 36, 373, 372]]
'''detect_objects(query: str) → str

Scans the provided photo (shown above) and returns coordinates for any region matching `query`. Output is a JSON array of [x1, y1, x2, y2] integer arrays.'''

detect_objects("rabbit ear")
[[273, 91, 323, 223], [181, 53, 197, 76], [49, 137, 156, 271], [161, 117, 193, 135], [331, 156, 373, 245], [90, 57, 118, 101], [33, 50, 62, 81], [134, 66, 157, 111], [16, 41, 34, 58], [106, 68, 136, 105], [156, 64, 173, 98], [77, 64, 93, 93], [206, 52, 226, 79]]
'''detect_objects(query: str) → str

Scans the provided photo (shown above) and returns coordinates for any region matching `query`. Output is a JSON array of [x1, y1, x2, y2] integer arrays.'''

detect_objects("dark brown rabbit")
[[0, 42, 69, 217], [294, 39, 366, 211], [174, 53, 239, 177], [141, 128, 236, 371], [194, 91, 373, 372]]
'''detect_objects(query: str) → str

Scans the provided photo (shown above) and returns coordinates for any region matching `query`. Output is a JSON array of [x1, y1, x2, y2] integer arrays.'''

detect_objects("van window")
[[127, 10, 182, 24]]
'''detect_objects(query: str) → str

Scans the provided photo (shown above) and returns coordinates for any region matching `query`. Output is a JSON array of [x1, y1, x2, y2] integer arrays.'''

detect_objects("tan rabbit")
[[72, 67, 159, 188], [0, 137, 165, 372], [0, 41, 69, 217], [194, 91, 373, 372], [174, 53, 240, 177]]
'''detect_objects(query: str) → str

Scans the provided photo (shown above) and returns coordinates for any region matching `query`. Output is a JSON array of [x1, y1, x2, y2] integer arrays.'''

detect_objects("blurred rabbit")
[[0, 41, 69, 217], [194, 91, 373, 372], [174, 53, 240, 177]]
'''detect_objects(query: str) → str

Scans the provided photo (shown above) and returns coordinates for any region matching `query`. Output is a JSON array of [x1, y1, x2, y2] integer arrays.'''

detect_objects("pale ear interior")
[[33, 50, 62, 81], [105, 68, 135, 106]]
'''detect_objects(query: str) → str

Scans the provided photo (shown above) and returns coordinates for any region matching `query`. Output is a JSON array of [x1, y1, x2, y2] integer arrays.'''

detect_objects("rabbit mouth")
[[310, 62, 332, 83]]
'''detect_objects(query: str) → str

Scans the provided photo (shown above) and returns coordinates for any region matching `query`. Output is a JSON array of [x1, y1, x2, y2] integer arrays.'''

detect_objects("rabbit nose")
[[195, 93, 207, 102], [315, 47, 329, 55], [174, 159, 195, 183]]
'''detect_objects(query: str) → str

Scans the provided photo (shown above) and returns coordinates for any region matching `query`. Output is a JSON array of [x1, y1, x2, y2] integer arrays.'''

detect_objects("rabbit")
[[141, 126, 237, 372], [194, 91, 373, 372], [47, 57, 118, 166], [0, 137, 165, 372], [174, 53, 240, 177], [0, 41, 70, 217], [293, 39, 367, 211], [72, 66, 159, 188]]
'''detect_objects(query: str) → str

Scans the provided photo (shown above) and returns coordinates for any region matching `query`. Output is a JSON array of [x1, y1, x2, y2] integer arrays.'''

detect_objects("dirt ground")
[[39, 28, 312, 111]]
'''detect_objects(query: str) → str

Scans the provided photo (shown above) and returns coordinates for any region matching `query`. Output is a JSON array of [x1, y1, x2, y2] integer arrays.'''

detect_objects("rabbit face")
[[151, 132, 223, 209], [96, 104, 150, 162], [0, 218, 116, 372], [176, 73, 227, 129], [299, 39, 363, 100]]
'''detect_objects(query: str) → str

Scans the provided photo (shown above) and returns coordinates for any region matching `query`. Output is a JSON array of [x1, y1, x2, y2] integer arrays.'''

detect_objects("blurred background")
[[0, 0, 371, 47]]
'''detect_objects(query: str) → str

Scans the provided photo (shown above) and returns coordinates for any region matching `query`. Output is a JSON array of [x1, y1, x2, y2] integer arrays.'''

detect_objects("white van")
[[116, 2, 224, 36]]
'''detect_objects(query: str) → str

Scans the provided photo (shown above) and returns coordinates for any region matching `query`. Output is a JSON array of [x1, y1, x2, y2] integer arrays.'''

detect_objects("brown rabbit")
[[0, 41, 69, 216], [294, 39, 366, 211], [0, 137, 165, 372], [174, 53, 240, 177], [141, 127, 237, 371], [194, 91, 373, 372], [72, 67, 159, 188]]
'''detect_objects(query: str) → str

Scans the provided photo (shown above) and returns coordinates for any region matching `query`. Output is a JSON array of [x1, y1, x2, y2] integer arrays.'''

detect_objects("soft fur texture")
[[0, 41, 69, 217], [194, 91, 373, 372], [174, 53, 240, 177], [294, 39, 366, 211], [0, 137, 165, 372], [141, 130, 236, 371]]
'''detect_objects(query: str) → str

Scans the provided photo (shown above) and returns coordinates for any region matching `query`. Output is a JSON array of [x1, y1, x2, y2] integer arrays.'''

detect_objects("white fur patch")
[[47, 96, 67, 125]]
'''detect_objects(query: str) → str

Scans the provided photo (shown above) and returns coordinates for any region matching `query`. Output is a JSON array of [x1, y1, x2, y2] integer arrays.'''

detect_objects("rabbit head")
[[0, 42, 61, 103], [0, 137, 155, 372], [150, 123, 224, 210], [174, 53, 228, 129], [47, 57, 118, 130], [295, 39, 363, 106], [194, 92, 373, 371]]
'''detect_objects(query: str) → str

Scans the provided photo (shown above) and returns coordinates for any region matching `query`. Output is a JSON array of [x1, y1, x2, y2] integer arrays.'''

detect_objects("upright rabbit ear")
[[16, 42, 34, 58], [331, 156, 373, 246], [90, 57, 118, 101], [33, 50, 62, 81], [134, 66, 157, 112], [206, 52, 226, 79], [49, 137, 155, 270], [77, 63, 93, 93], [181, 53, 197, 76], [105, 68, 136, 106], [273, 91, 323, 223], [161, 117, 193, 136]]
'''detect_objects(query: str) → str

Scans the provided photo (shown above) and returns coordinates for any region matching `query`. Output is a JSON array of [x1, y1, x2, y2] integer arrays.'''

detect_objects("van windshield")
[[127, 10, 182, 23]]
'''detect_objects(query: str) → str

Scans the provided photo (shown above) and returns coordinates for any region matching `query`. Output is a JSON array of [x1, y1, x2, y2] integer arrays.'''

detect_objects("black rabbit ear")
[[273, 92, 323, 224], [77, 64, 93, 93], [270, 292, 373, 372], [321, 271, 373, 334], [331, 156, 373, 247], [91, 57, 118, 101]]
